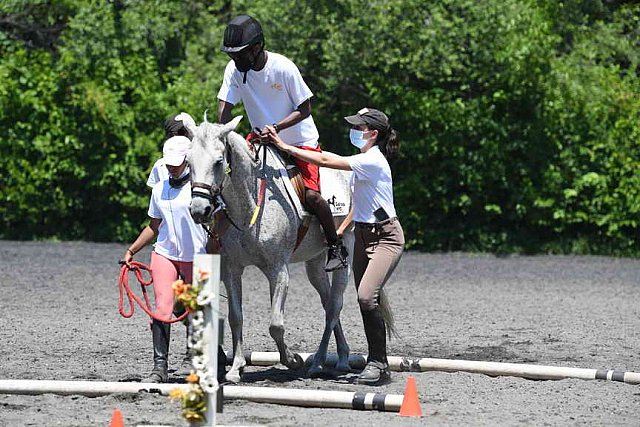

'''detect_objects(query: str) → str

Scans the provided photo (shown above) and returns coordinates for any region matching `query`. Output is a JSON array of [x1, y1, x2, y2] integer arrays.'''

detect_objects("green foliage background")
[[1, 0, 639, 254]]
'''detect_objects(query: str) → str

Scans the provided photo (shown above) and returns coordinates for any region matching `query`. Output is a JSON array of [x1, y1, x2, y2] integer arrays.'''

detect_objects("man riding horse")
[[216, 15, 348, 272]]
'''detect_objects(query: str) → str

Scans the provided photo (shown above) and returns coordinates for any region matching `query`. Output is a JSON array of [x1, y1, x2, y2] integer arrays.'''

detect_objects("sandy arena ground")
[[1, 241, 639, 426]]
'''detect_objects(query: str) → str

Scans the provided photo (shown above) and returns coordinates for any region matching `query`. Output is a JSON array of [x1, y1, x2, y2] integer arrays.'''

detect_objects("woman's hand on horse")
[[259, 124, 277, 138], [266, 128, 288, 150]]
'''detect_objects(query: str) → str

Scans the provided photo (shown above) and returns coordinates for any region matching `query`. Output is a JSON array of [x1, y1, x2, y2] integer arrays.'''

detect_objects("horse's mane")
[[196, 120, 253, 159]]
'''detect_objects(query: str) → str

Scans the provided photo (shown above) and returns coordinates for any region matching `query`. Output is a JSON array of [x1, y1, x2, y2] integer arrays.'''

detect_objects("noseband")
[[191, 181, 219, 202], [191, 177, 245, 231]]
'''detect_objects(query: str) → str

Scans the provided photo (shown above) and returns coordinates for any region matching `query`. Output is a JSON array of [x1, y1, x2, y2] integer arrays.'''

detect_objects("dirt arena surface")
[[1, 240, 639, 426]]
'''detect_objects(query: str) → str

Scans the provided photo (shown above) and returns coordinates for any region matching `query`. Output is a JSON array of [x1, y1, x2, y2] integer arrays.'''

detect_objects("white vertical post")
[[193, 254, 220, 427]]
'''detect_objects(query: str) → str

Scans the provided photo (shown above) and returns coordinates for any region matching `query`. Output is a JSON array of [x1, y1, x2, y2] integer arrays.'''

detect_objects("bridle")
[[190, 157, 245, 232], [191, 181, 220, 203]]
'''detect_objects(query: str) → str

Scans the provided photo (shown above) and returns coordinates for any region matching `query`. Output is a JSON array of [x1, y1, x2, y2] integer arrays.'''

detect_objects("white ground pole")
[[193, 254, 220, 426], [234, 352, 640, 385], [0, 381, 404, 412]]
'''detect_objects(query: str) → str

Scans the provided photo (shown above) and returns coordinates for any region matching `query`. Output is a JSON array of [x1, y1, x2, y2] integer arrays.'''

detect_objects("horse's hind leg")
[[264, 264, 303, 370], [330, 263, 351, 372], [305, 253, 350, 377], [224, 262, 246, 383], [331, 229, 354, 372]]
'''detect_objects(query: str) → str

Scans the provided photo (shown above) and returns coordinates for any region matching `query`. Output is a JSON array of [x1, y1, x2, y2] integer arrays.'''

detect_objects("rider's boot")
[[326, 237, 349, 272], [142, 320, 171, 383], [356, 308, 391, 385], [304, 189, 348, 271]]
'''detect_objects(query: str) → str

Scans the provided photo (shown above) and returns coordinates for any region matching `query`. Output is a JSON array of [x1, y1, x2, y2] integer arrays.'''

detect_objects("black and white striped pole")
[[232, 351, 640, 385]]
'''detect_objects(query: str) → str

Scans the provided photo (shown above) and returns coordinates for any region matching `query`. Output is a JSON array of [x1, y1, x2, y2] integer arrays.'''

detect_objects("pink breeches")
[[150, 251, 193, 320]]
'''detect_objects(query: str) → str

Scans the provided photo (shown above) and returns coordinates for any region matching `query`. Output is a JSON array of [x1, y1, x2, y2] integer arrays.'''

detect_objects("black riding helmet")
[[221, 15, 264, 53], [221, 15, 265, 83]]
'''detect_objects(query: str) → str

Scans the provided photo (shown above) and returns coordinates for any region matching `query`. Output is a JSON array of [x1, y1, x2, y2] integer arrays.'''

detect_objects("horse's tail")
[[379, 289, 398, 339]]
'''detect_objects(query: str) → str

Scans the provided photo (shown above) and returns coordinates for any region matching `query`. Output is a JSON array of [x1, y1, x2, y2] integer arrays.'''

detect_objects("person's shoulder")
[[268, 52, 298, 70], [223, 60, 240, 81], [355, 147, 385, 165], [224, 59, 237, 72], [151, 179, 167, 196]]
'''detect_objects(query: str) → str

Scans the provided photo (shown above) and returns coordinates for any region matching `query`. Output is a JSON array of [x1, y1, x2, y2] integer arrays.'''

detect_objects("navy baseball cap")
[[344, 108, 390, 131]]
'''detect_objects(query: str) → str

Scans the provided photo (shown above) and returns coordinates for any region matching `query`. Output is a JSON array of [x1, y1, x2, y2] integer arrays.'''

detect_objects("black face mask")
[[231, 45, 263, 83], [169, 173, 190, 188], [234, 55, 254, 72]]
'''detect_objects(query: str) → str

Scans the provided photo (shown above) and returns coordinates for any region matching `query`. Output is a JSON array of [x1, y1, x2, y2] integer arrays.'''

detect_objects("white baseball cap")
[[163, 135, 190, 166]]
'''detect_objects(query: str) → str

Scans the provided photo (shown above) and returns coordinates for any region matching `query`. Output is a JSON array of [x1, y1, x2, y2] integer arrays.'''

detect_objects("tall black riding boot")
[[357, 308, 391, 385], [142, 320, 171, 383]]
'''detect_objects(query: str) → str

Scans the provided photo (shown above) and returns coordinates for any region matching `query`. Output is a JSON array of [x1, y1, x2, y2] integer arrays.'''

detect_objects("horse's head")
[[188, 114, 243, 224]]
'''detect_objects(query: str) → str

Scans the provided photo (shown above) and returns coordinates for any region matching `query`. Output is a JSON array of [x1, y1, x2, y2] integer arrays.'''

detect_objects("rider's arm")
[[218, 100, 234, 124], [122, 217, 162, 264], [261, 98, 311, 136], [270, 131, 352, 170]]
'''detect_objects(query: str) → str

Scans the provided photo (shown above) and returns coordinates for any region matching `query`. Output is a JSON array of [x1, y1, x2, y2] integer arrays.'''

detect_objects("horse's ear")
[[221, 116, 243, 135], [177, 112, 197, 139]]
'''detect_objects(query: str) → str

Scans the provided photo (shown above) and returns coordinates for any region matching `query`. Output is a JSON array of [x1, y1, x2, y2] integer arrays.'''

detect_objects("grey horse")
[[186, 116, 353, 383]]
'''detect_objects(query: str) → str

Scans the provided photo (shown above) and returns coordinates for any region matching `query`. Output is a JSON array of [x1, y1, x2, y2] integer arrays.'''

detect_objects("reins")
[[117, 261, 189, 323], [250, 143, 268, 226]]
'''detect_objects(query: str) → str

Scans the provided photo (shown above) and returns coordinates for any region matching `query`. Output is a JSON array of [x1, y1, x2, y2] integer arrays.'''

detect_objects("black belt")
[[354, 217, 397, 230]]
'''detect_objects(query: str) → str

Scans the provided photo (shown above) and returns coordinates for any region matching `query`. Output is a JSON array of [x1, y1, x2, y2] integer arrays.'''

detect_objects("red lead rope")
[[118, 261, 189, 323]]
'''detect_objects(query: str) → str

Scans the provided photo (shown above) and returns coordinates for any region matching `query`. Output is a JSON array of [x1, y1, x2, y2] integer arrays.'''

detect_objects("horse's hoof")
[[225, 371, 241, 384], [308, 365, 337, 379], [285, 353, 304, 370], [334, 362, 351, 374], [308, 365, 324, 378]]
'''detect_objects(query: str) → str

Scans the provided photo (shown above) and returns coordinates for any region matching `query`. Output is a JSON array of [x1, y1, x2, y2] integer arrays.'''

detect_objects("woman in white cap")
[[268, 107, 404, 385], [147, 112, 196, 188], [145, 111, 199, 376], [122, 135, 208, 383]]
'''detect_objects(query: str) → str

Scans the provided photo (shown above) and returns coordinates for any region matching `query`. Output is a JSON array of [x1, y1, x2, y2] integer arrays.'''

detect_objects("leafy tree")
[[1, 0, 639, 255]]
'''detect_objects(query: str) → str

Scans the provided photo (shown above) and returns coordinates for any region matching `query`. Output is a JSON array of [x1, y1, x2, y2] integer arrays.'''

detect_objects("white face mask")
[[349, 129, 369, 149]]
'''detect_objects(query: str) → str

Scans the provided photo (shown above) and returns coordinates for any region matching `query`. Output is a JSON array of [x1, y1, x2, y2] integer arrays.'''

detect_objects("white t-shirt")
[[148, 178, 207, 262], [217, 51, 319, 148], [347, 146, 397, 223], [147, 158, 168, 188]]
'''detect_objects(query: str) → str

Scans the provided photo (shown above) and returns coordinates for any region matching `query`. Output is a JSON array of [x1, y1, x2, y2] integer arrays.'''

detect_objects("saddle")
[[240, 135, 351, 251], [268, 148, 312, 251]]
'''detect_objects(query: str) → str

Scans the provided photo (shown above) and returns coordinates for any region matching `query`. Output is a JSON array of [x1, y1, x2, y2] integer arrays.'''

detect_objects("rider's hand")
[[256, 125, 274, 144], [265, 127, 287, 150]]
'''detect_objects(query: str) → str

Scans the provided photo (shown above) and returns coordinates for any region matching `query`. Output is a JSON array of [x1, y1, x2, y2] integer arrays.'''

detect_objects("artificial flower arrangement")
[[169, 269, 217, 424]]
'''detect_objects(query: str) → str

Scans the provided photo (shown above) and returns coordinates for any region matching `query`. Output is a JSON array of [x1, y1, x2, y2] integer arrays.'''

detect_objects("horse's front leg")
[[264, 263, 304, 370], [224, 263, 246, 383]]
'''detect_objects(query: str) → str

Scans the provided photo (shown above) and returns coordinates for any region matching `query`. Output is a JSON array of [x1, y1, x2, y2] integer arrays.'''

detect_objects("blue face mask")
[[349, 129, 368, 149]]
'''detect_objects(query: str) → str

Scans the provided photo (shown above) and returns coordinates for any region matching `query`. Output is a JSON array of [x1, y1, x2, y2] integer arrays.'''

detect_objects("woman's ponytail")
[[378, 127, 400, 161]]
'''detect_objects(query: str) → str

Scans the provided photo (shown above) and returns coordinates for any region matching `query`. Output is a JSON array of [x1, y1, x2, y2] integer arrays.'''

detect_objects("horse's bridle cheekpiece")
[[191, 180, 246, 231]]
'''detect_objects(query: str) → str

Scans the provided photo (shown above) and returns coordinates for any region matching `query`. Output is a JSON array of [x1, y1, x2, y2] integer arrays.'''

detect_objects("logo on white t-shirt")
[[271, 83, 283, 91]]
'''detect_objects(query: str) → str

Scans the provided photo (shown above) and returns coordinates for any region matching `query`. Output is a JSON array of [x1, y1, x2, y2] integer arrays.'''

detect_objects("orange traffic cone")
[[398, 376, 422, 417], [109, 408, 125, 427]]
